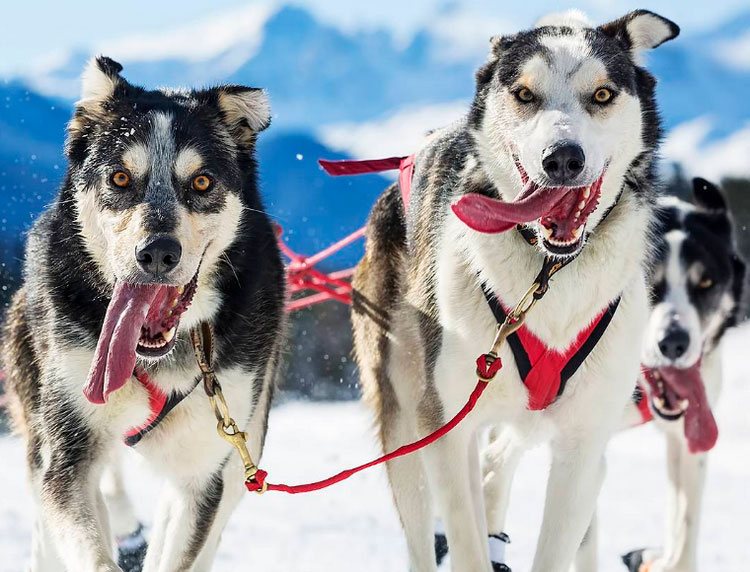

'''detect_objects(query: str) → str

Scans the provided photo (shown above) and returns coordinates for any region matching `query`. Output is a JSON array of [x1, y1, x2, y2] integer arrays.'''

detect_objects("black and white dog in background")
[[620, 179, 745, 572], [476, 178, 745, 572], [2, 57, 285, 571], [353, 9, 678, 572]]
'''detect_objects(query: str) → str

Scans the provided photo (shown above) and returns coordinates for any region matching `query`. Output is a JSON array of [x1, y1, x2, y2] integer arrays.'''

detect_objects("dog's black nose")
[[658, 326, 690, 360], [135, 236, 182, 276], [542, 143, 585, 184]]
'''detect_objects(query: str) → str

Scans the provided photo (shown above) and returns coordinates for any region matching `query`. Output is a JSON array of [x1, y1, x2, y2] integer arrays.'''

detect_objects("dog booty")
[[621, 548, 652, 572], [117, 523, 148, 572], [434, 532, 449, 565]]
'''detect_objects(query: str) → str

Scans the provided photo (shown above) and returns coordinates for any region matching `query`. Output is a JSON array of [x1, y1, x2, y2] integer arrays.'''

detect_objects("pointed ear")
[[216, 86, 271, 148], [78, 56, 124, 109], [600, 10, 679, 55], [693, 177, 727, 213]]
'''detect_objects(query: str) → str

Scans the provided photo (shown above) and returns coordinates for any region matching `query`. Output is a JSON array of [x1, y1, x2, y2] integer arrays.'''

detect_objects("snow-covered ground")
[[2, 325, 749, 571]]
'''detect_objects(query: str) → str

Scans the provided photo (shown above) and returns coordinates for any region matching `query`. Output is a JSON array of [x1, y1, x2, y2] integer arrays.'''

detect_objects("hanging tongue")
[[451, 183, 575, 234], [83, 282, 162, 404], [657, 365, 718, 453]]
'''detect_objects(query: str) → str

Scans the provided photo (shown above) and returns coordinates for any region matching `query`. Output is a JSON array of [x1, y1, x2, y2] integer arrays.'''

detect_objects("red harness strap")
[[633, 380, 654, 424], [249, 354, 503, 494], [123, 368, 195, 447], [483, 285, 621, 410]]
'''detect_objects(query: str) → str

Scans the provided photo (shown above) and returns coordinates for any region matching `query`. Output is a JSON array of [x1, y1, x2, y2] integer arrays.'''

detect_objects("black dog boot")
[[434, 532, 449, 566], [622, 548, 647, 572], [117, 523, 148, 572]]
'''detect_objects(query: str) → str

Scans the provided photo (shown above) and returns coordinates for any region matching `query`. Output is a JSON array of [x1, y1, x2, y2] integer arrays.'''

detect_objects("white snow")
[[2, 323, 750, 571]]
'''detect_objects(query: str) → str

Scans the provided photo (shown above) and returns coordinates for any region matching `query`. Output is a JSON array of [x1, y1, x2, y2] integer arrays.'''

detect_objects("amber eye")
[[192, 174, 213, 192], [699, 277, 714, 289], [111, 171, 131, 188], [593, 88, 613, 104], [515, 87, 535, 103]]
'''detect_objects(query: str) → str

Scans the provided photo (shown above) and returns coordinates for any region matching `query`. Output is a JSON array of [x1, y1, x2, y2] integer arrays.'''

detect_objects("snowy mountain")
[[1, 4, 749, 274]]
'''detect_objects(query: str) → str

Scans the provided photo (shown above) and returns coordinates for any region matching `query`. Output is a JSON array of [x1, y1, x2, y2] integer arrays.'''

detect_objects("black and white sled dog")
[[352, 10, 679, 572], [477, 178, 746, 572], [1, 57, 285, 571], [618, 179, 745, 572]]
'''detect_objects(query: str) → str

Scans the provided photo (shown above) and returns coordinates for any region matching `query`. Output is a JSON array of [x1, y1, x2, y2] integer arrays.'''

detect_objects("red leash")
[[247, 354, 503, 494]]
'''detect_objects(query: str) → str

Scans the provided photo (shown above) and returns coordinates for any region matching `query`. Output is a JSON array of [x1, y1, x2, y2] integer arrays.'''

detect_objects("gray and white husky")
[[352, 10, 679, 572], [2, 57, 285, 571]]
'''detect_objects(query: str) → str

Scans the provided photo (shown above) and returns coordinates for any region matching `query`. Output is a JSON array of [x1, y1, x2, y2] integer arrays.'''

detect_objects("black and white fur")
[[481, 178, 745, 572], [2, 57, 285, 571], [352, 10, 678, 572], [620, 180, 745, 572]]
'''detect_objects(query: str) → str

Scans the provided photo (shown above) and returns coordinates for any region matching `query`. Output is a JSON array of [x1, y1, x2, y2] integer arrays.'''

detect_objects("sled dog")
[[352, 10, 679, 572], [2, 57, 285, 571]]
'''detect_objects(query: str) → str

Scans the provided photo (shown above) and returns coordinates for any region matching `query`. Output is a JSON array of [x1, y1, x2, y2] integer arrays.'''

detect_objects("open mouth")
[[642, 365, 718, 453], [643, 368, 689, 421], [514, 158, 604, 256], [83, 270, 199, 405], [136, 274, 198, 358], [450, 155, 605, 257]]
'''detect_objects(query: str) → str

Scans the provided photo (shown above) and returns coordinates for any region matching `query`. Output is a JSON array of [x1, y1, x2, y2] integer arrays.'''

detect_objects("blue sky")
[[1, 0, 748, 76]]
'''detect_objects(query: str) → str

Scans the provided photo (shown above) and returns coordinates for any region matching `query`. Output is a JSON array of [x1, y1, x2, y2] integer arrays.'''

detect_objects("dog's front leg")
[[425, 426, 492, 572], [530, 435, 607, 572], [657, 432, 707, 572], [141, 455, 245, 572], [37, 424, 120, 571]]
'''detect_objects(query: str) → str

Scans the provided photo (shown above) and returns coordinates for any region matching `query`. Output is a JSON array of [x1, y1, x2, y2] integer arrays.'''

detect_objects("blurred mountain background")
[[1, 2, 749, 399]]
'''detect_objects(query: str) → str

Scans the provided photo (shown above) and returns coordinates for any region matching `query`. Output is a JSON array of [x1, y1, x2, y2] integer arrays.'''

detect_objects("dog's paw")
[[622, 548, 667, 572], [434, 533, 449, 565], [117, 523, 148, 572]]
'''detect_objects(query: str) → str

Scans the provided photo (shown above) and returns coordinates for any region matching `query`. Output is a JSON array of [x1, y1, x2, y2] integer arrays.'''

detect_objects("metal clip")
[[489, 281, 541, 355], [210, 385, 264, 491]]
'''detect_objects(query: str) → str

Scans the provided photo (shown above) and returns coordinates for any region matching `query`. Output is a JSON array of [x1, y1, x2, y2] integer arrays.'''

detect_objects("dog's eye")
[[593, 88, 613, 104], [192, 174, 213, 192], [515, 87, 535, 103], [699, 277, 714, 289], [111, 171, 131, 188]]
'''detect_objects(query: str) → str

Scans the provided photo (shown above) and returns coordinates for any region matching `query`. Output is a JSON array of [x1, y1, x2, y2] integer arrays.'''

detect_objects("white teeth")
[[163, 327, 176, 343], [583, 187, 591, 199], [171, 298, 179, 308], [543, 226, 554, 240], [177, 286, 185, 295], [654, 396, 666, 409], [678, 398, 689, 411], [571, 225, 584, 240], [578, 200, 586, 210]]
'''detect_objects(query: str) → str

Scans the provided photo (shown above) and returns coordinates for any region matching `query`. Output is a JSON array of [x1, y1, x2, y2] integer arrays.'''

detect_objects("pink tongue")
[[660, 365, 719, 453], [451, 185, 572, 234], [83, 282, 162, 404]]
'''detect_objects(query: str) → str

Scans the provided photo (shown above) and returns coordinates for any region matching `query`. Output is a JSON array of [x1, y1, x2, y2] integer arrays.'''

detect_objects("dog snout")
[[658, 324, 690, 361], [135, 236, 182, 276], [542, 142, 585, 185]]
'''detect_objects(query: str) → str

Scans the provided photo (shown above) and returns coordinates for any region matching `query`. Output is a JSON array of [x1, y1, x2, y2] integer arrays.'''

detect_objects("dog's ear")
[[693, 177, 727, 213], [600, 10, 679, 55], [475, 35, 513, 86], [215, 86, 271, 148], [78, 56, 124, 110]]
